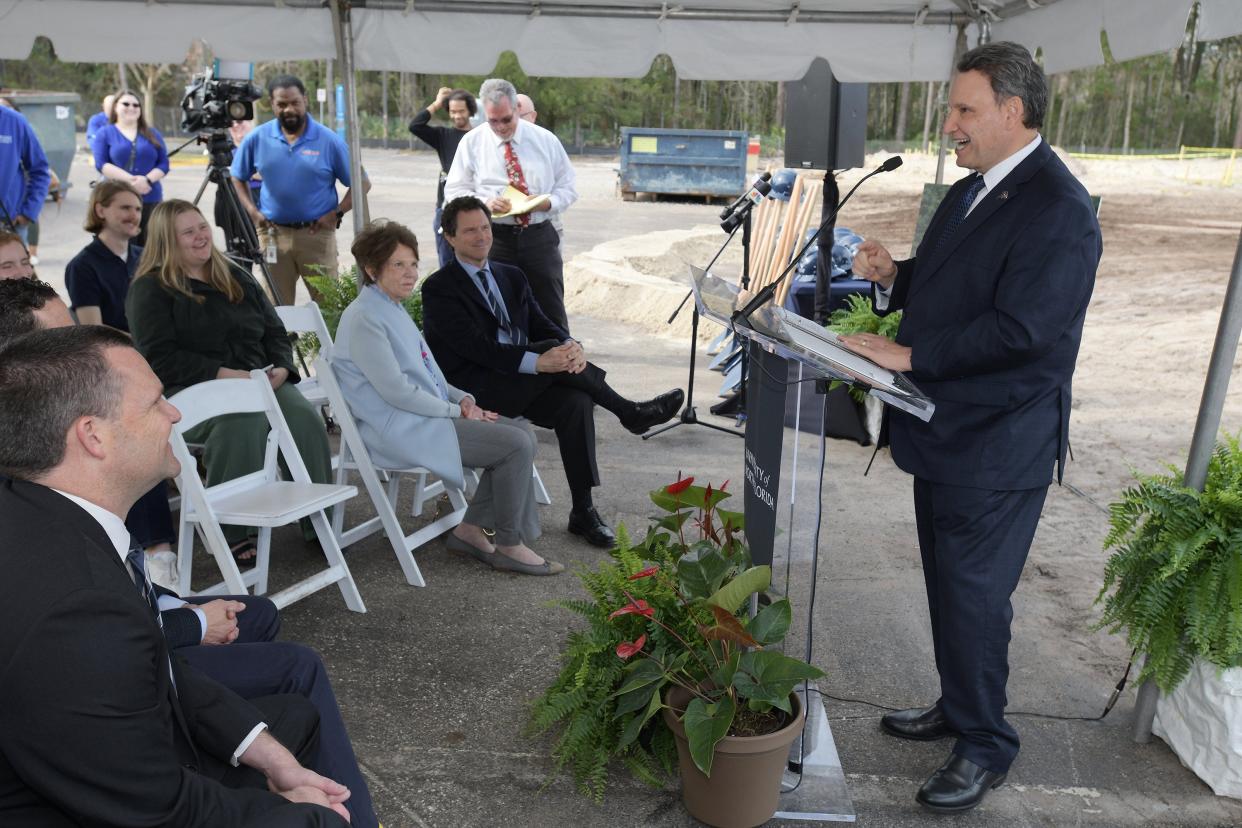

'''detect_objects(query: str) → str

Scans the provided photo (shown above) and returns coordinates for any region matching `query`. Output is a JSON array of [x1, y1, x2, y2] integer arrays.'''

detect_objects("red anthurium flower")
[[720, 479, 729, 491], [628, 566, 659, 581], [616, 634, 647, 660], [608, 599, 655, 620], [666, 476, 695, 495]]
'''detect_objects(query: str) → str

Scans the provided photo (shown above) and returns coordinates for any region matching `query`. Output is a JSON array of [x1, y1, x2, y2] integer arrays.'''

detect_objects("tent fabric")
[[2, 0, 1240, 82]]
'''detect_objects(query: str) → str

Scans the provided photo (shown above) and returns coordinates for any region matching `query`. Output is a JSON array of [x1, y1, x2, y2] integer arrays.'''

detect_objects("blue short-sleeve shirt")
[[229, 115, 351, 224]]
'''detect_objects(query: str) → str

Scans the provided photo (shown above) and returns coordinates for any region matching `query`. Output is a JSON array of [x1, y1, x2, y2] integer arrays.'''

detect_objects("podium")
[[689, 265, 934, 822]]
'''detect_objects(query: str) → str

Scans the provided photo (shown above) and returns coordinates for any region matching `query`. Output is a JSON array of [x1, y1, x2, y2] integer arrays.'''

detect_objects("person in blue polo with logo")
[[0, 102, 50, 244], [229, 74, 369, 305]]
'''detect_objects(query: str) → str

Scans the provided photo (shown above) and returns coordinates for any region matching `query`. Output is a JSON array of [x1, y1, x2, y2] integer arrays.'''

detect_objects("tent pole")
[[330, 0, 369, 246], [1133, 225, 1242, 742], [935, 25, 970, 185]]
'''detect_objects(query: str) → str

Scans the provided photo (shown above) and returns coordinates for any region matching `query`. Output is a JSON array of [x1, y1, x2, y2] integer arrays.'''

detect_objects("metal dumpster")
[[2, 90, 81, 183], [618, 127, 748, 199]]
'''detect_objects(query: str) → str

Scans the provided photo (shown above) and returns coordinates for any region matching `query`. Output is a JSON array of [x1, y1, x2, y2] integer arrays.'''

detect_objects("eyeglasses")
[[118, 101, 141, 108]]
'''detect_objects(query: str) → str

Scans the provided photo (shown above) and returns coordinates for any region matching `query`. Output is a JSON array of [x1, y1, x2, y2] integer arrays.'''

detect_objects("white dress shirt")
[[444, 119, 578, 224], [50, 488, 265, 766]]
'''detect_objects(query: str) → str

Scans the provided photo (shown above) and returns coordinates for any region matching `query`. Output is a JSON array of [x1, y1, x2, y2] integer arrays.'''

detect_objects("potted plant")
[[1094, 435, 1242, 796], [529, 476, 823, 825]]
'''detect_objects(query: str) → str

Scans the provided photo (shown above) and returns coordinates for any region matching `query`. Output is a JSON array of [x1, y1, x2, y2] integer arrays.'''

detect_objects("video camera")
[[181, 59, 262, 133]]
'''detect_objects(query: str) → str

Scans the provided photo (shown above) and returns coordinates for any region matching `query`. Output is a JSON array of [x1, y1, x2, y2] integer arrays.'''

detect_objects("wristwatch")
[[335, 210, 345, 229]]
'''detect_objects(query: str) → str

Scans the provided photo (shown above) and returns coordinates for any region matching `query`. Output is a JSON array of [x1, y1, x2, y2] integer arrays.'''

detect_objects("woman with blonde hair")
[[90, 88, 169, 245], [126, 199, 331, 563]]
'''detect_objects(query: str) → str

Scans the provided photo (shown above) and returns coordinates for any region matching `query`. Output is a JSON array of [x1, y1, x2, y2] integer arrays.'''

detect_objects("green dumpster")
[[2, 90, 81, 184]]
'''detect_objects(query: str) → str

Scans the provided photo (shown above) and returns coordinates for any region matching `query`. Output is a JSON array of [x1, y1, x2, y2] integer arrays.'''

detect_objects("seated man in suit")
[[0, 325, 354, 827], [0, 275, 380, 828], [422, 196, 684, 547]]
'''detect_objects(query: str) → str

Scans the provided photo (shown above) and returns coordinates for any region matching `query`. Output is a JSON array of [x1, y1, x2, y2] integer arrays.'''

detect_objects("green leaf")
[[654, 510, 692, 532], [711, 651, 741, 690], [735, 650, 824, 711], [678, 547, 732, 600], [650, 484, 733, 514], [683, 694, 736, 777], [614, 681, 658, 719], [747, 598, 792, 645], [613, 658, 664, 697], [707, 565, 772, 613], [716, 507, 745, 532]]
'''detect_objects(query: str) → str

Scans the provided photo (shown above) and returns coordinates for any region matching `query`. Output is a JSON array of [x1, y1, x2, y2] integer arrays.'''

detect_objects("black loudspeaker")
[[784, 57, 868, 170]]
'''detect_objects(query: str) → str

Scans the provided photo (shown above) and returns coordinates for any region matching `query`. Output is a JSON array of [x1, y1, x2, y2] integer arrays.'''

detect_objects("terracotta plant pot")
[[662, 685, 805, 828]]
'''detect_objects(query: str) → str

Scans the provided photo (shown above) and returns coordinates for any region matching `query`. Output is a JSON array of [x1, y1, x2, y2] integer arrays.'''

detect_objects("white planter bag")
[[1152, 659, 1242, 798]]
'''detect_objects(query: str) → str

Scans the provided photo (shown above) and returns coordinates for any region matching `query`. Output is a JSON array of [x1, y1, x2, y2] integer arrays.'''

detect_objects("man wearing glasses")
[[444, 78, 577, 332]]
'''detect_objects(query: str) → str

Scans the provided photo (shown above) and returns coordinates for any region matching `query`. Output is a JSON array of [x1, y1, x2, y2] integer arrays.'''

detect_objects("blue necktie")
[[475, 269, 527, 346], [126, 545, 164, 631], [934, 174, 986, 254]]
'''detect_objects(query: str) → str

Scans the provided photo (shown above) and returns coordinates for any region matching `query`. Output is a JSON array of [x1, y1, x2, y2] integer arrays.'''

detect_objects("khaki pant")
[[261, 224, 338, 306]]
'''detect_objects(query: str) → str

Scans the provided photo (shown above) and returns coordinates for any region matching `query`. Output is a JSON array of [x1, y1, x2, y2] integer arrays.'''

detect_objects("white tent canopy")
[[3, 0, 1241, 82]]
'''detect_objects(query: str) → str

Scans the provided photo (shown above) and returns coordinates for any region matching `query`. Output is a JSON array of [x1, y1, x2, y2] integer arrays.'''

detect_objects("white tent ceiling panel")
[[993, 1, 1105, 75], [1199, 0, 1242, 42], [1098, 0, 1194, 64]]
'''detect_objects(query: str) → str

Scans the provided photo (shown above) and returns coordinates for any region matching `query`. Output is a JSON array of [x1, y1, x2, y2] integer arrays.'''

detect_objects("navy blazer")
[[0, 478, 288, 826], [421, 259, 568, 407], [879, 140, 1101, 490]]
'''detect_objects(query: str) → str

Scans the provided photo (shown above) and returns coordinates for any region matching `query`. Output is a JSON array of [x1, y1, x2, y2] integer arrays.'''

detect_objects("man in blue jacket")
[[0, 104, 50, 243], [843, 41, 1102, 813]]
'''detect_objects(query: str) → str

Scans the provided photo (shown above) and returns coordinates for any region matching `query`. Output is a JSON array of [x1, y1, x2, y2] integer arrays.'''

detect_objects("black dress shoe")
[[568, 507, 617, 548], [916, 754, 1006, 813], [880, 705, 957, 741], [623, 389, 684, 435]]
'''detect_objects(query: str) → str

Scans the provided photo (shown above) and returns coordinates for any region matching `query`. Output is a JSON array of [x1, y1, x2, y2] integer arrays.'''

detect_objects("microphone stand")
[[643, 218, 748, 441]]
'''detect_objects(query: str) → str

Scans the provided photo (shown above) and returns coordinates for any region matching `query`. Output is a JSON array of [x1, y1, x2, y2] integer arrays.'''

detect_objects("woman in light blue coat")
[[332, 220, 562, 575]]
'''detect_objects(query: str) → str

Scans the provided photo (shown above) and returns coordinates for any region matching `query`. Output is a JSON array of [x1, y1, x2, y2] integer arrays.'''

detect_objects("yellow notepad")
[[492, 184, 551, 218]]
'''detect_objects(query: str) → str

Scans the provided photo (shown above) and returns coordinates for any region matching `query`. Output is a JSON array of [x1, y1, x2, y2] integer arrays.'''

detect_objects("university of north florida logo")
[[300, 148, 321, 157]]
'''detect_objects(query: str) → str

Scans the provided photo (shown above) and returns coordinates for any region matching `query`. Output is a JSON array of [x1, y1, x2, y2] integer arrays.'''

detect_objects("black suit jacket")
[[0, 479, 291, 826], [421, 259, 569, 407], [879, 140, 1101, 490]]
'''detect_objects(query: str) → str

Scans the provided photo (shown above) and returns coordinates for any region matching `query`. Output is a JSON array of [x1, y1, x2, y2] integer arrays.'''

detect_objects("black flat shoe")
[[623, 389, 684, 435], [916, 754, 1006, 813], [568, 507, 617, 548], [880, 704, 957, 741]]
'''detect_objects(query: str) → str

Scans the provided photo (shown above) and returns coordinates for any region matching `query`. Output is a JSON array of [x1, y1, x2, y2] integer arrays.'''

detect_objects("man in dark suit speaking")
[[0, 325, 350, 826], [841, 42, 1102, 813], [422, 196, 683, 548]]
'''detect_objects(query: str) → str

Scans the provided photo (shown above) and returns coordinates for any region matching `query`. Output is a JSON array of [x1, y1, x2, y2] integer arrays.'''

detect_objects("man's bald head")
[[515, 93, 537, 124]]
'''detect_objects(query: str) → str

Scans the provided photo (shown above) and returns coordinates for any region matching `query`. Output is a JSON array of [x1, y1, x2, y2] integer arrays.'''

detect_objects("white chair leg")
[[310, 511, 366, 612], [254, 528, 273, 595], [532, 466, 551, 505], [176, 507, 195, 595]]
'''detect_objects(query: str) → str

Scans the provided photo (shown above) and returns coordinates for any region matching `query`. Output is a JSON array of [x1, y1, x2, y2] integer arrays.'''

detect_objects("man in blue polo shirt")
[[229, 75, 369, 305], [0, 104, 50, 245]]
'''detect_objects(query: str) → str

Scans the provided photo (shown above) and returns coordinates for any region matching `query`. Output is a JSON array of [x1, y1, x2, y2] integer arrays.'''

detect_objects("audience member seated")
[[421, 196, 685, 548], [0, 276, 381, 827], [91, 88, 169, 245], [125, 199, 332, 566], [334, 219, 562, 575], [0, 325, 350, 827], [0, 229, 34, 280], [63, 179, 182, 584]]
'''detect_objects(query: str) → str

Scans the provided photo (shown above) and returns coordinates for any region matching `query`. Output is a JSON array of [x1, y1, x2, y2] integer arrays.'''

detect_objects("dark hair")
[[268, 75, 307, 98], [109, 88, 163, 149], [0, 325, 131, 480], [440, 196, 491, 237], [956, 41, 1047, 129], [351, 219, 420, 284], [0, 277, 58, 346], [447, 88, 478, 117]]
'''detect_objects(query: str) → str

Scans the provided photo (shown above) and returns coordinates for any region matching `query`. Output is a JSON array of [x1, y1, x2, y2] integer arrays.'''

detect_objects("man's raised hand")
[[852, 239, 898, 289]]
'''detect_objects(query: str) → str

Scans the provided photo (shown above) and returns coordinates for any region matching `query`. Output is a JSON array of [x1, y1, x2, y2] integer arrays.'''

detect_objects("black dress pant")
[[471, 362, 623, 498], [912, 477, 1048, 775], [489, 220, 568, 332]]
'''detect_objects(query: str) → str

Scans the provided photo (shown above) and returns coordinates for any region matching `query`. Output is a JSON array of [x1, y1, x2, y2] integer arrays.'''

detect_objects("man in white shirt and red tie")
[[444, 78, 577, 332]]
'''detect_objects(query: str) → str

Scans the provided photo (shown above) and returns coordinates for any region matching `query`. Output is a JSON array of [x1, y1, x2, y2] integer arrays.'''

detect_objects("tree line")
[[1, 10, 1238, 155]]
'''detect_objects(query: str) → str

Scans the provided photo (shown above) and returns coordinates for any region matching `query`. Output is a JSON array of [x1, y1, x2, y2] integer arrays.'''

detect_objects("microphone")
[[720, 172, 773, 232], [731, 156, 902, 325]]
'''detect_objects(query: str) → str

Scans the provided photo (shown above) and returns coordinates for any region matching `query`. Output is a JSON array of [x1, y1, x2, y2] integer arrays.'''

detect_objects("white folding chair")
[[317, 357, 468, 588], [170, 370, 366, 612], [274, 302, 334, 409]]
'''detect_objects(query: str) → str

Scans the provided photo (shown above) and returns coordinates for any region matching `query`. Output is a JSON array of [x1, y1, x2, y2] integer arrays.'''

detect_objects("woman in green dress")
[[126, 199, 331, 562]]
